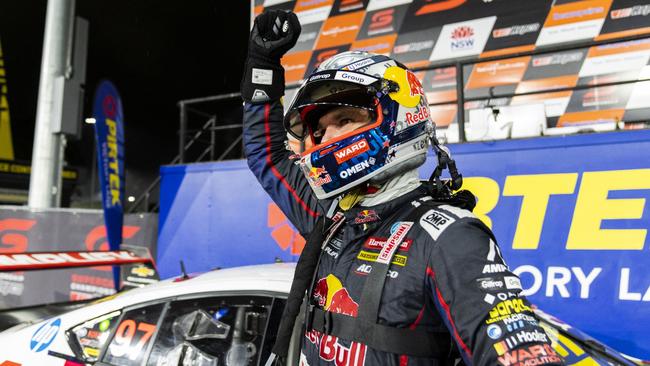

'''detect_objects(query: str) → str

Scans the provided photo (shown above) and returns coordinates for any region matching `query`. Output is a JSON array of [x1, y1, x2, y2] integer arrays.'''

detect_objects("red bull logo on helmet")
[[384, 66, 422, 108], [308, 167, 333, 187], [405, 104, 431, 127], [407, 70, 424, 97]]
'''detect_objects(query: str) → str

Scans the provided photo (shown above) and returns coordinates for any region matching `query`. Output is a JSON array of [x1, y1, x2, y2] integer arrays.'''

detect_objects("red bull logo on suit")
[[313, 274, 359, 316], [309, 274, 366, 365]]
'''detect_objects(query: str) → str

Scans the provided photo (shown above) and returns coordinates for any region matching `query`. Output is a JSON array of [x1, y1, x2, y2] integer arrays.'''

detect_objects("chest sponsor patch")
[[363, 236, 412, 251], [354, 263, 399, 278], [377, 222, 412, 264], [354, 209, 380, 224], [420, 209, 455, 240], [324, 245, 339, 259], [357, 250, 407, 266]]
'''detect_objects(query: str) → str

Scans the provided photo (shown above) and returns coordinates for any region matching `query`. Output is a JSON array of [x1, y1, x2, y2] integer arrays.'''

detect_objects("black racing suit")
[[243, 100, 565, 366]]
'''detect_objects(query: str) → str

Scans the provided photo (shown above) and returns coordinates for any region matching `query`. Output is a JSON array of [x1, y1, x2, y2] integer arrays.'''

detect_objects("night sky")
[[0, 0, 250, 204]]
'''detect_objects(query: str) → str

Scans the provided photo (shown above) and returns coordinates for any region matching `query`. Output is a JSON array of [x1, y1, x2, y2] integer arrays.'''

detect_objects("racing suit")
[[243, 100, 564, 366]]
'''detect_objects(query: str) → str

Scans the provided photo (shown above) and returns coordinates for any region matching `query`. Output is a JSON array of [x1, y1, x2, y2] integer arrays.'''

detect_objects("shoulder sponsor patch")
[[420, 209, 455, 240]]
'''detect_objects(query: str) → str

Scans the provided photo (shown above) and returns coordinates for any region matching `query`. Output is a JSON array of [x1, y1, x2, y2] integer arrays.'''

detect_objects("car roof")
[[121, 262, 296, 299], [55, 263, 296, 325]]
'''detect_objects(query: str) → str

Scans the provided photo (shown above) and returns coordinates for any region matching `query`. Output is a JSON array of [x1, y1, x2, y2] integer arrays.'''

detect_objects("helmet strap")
[[429, 146, 463, 197]]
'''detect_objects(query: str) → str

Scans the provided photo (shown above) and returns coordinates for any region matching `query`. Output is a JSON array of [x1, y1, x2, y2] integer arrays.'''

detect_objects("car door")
[[146, 295, 278, 366], [86, 294, 285, 366]]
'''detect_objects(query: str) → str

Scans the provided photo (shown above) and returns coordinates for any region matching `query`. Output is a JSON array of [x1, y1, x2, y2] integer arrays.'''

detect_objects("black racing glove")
[[241, 10, 301, 103]]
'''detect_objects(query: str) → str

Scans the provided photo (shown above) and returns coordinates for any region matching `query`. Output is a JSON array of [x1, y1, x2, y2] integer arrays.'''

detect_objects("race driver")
[[241, 9, 565, 366]]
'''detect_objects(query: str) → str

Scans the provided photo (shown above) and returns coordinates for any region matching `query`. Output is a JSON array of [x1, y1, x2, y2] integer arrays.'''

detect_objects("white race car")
[[0, 263, 645, 366]]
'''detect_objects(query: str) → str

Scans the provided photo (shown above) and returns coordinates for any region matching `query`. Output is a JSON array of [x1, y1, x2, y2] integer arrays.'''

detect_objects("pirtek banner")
[[0, 207, 157, 309], [92, 80, 125, 288], [158, 129, 650, 359], [93, 80, 125, 254]]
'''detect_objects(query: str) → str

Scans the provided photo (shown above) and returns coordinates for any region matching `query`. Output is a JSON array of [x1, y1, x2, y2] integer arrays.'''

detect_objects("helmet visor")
[[284, 80, 377, 141]]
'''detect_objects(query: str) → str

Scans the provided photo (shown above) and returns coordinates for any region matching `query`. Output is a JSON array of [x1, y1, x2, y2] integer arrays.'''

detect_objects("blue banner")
[[445, 131, 650, 360], [92, 80, 125, 288], [158, 130, 650, 359]]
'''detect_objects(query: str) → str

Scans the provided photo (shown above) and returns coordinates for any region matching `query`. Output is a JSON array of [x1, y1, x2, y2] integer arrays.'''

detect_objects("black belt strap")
[[271, 216, 328, 358], [271, 212, 345, 359], [310, 307, 451, 358]]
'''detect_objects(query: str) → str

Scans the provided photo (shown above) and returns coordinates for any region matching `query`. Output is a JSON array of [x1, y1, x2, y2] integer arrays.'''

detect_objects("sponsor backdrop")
[[258, 0, 650, 128], [158, 129, 650, 359], [0, 207, 157, 309]]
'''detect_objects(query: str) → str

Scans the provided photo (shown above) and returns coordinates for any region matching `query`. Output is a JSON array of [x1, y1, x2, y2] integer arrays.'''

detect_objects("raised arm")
[[241, 10, 323, 235]]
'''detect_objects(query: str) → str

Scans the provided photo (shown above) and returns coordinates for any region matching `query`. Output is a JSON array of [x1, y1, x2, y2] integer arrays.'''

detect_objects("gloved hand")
[[241, 10, 301, 103]]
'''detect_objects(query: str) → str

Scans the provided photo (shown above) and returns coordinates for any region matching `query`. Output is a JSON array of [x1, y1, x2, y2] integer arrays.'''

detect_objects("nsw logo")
[[451, 26, 475, 51], [30, 318, 61, 352]]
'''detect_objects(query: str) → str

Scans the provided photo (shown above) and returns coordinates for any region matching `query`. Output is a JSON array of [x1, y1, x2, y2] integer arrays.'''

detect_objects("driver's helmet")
[[284, 51, 435, 200]]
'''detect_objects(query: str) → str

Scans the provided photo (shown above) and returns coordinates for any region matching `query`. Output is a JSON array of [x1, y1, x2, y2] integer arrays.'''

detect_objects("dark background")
[[0, 0, 250, 205]]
